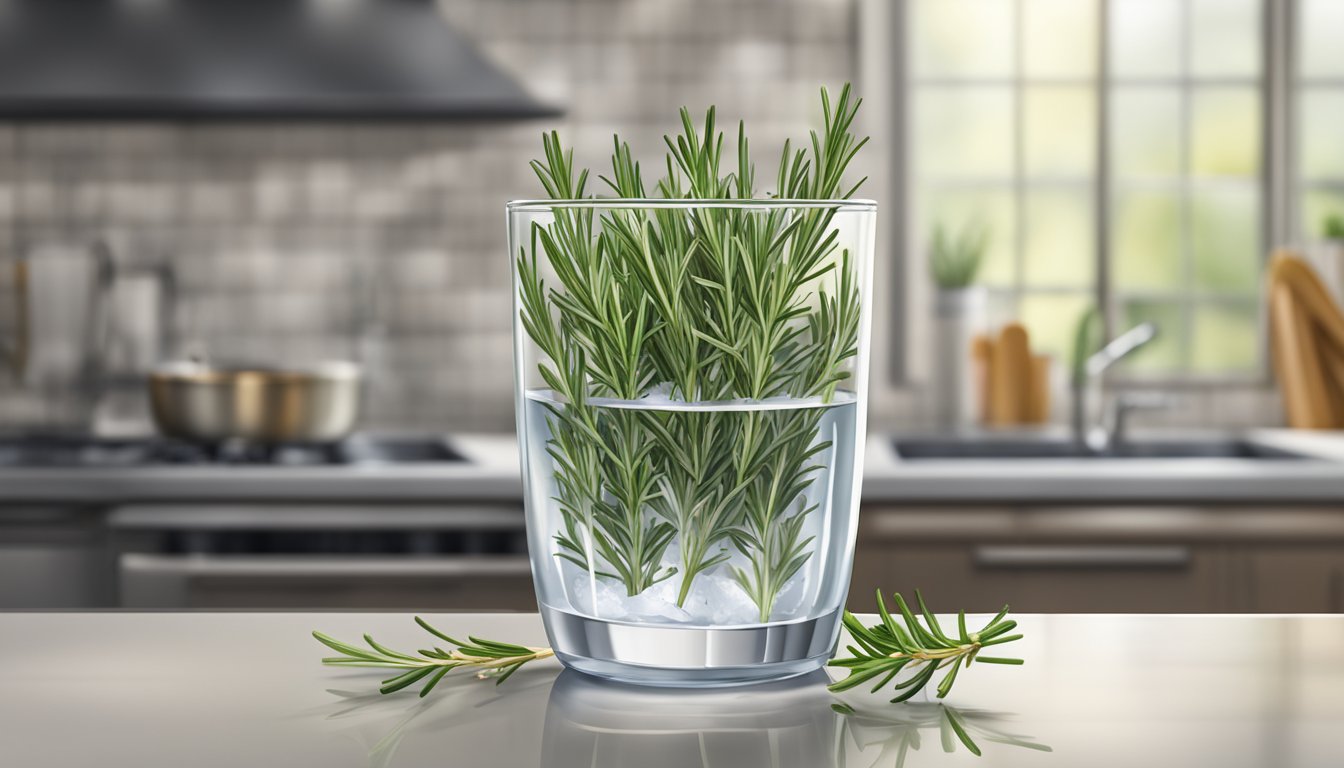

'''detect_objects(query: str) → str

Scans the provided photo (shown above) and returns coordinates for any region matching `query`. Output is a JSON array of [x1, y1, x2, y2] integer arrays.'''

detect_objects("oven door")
[[119, 553, 536, 610], [109, 503, 536, 610]]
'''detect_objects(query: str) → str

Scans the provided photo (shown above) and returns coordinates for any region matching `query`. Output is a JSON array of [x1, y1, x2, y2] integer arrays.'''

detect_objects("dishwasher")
[[109, 504, 535, 610]]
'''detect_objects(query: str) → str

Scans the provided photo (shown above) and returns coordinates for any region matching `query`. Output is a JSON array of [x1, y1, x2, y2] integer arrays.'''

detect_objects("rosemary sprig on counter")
[[312, 617, 554, 697], [315, 591, 1024, 701], [827, 591, 1024, 702]]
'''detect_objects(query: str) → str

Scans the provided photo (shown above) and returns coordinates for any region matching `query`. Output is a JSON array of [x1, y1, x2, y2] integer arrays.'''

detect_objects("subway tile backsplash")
[[0, 0, 858, 433]]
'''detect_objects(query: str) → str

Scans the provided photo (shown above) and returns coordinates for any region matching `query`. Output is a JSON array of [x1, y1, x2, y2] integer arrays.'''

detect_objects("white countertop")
[[1, 611, 1341, 767]]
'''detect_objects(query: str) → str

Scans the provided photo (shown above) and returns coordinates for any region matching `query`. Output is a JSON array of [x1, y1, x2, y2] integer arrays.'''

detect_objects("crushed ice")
[[562, 558, 766, 626]]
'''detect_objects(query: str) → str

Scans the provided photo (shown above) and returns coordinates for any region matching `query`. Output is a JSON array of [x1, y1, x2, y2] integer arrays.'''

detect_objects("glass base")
[[539, 604, 843, 688]]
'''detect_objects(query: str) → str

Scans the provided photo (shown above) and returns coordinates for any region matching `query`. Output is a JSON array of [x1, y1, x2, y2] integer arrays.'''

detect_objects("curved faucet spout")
[[1085, 322, 1157, 378], [1073, 322, 1159, 452]]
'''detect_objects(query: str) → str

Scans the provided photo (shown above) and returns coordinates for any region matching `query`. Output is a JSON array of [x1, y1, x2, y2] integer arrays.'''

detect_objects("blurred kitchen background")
[[0, 0, 858, 433], [3, 0, 1344, 614]]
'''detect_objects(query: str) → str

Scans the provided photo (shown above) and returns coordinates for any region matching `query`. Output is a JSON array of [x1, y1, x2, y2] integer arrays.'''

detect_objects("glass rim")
[[506, 197, 876, 212]]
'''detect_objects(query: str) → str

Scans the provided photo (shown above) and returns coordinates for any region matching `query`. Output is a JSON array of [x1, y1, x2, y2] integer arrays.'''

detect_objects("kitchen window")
[[1299, 0, 1344, 238], [901, 0, 1320, 380]]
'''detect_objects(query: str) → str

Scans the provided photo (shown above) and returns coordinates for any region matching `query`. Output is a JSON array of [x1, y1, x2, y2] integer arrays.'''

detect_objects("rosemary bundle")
[[518, 85, 867, 620]]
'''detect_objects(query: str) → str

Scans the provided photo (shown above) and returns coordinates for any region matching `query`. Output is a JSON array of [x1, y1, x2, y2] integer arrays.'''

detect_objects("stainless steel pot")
[[148, 361, 362, 443]]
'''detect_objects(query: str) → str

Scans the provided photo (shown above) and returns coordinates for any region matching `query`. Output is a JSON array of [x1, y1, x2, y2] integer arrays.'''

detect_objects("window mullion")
[[1097, 0, 1113, 340], [1264, 0, 1290, 381], [1012, 0, 1027, 315], [1268, 0, 1294, 246], [1179, 0, 1194, 372]]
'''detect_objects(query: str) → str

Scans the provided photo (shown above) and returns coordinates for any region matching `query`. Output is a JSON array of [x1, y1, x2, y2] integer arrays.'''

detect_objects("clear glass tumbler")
[[508, 199, 875, 686]]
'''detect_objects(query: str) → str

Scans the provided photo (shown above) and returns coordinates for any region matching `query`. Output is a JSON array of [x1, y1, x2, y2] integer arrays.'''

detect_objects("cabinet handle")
[[972, 545, 1190, 570], [119, 554, 533, 579]]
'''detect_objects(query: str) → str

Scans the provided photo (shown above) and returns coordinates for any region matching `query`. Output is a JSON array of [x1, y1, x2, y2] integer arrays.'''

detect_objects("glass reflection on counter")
[[542, 670, 837, 768], [316, 668, 555, 767], [316, 665, 1052, 768]]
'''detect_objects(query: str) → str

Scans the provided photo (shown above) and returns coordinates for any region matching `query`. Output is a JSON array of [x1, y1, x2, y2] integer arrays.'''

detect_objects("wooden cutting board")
[[1269, 251, 1344, 429], [1271, 282, 1336, 428], [971, 333, 993, 423], [1026, 353, 1051, 423], [989, 323, 1030, 426]]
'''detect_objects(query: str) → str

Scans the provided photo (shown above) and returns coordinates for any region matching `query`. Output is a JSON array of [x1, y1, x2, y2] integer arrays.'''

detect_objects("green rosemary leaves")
[[312, 617, 554, 697], [517, 85, 867, 619], [827, 591, 1025, 703]]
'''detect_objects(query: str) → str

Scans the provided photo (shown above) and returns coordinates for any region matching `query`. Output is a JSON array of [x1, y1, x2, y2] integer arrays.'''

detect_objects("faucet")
[[1072, 322, 1157, 453]]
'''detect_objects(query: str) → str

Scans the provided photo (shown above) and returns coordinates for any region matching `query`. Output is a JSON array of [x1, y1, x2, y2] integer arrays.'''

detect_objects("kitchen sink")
[[892, 437, 1308, 460]]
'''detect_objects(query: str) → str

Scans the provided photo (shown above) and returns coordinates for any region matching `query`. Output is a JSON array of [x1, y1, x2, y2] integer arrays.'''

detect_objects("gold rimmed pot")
[[148, 361, 362, 443]]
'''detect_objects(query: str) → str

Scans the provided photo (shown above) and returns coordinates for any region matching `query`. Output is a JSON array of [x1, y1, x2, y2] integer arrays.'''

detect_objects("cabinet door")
[[1244, 548, 1344, 613], [0, 508, 107, 608], [851, 543, 1227, 613]]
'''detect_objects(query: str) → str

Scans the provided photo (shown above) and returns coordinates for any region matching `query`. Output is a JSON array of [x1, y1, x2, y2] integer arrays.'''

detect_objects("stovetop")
[[0, 435, 466, 468]]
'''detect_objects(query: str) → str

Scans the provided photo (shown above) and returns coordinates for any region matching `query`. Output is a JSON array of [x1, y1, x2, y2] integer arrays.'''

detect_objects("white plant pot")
[[1305, 240, 1344, 308], [931, 287, 987, 430]]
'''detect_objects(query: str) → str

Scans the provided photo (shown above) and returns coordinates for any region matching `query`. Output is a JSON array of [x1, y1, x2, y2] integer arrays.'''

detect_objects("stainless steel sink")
[[892, 437, 1307, 460]]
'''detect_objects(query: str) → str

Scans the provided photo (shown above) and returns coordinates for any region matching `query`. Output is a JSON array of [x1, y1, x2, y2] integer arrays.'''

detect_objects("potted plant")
[[1309, 213, 1344, 306], [506, 87, 874, 686], [928, 220, 989, 429]]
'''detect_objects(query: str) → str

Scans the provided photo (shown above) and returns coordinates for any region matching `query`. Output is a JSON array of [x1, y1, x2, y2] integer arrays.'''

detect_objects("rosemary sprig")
[[517, 85, 868, 617], [827, 591, 1024, 703], [312, 617, 554, 697], [728, 409, 827, 621]]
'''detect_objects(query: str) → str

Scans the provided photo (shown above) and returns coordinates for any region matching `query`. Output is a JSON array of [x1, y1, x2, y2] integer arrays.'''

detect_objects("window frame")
[[890, 0, 1302, 388], [1293, 0, 1344, 243]]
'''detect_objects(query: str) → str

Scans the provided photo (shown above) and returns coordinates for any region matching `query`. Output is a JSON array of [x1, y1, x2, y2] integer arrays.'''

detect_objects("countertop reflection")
[[543, 670, 839, 767], [0, 613, 1342, 766], [540, 670, 1051, 767]]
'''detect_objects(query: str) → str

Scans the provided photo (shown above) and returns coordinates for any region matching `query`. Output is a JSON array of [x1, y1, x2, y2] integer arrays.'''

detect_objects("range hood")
[[0, 0, 559, 119]]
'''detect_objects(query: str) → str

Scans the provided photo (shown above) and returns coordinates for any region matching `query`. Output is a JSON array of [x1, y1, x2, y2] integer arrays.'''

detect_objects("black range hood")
[[0, 0, 559, 120]]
